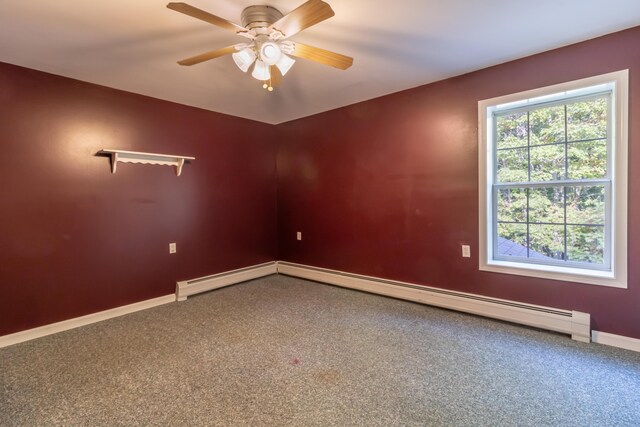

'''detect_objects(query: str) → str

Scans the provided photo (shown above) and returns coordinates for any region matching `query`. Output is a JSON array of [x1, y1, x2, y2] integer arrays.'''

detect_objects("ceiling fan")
[[167, 1, 353, 91]]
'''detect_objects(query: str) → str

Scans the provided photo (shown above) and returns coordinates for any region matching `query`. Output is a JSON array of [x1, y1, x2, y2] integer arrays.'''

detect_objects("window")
[[479, 70, 628, 288]]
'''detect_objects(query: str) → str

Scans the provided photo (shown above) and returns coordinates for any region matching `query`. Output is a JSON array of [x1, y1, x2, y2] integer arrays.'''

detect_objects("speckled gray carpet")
[[1, 275, 639, 426]]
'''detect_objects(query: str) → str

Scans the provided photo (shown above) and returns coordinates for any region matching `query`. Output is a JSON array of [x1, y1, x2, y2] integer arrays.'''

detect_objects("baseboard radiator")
[[277, 261, 591, 343], [176, 261, 277, 301]]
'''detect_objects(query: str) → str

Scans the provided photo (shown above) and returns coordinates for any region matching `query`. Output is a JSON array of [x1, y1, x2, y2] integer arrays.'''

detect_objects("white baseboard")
[[592, 331, 640, 353], [0, 294, 175, 349], [176, 261, 277, 301], [0, 261, 277, 348], [11, 260, 638, 351], [277, 261, 591, 343]]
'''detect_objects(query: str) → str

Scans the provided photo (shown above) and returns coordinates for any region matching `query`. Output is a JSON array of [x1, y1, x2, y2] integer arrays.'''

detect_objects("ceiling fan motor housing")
[[241, 5, 283, 30]]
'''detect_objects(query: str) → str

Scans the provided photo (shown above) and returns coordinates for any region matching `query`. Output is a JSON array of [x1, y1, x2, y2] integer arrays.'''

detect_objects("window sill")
[[480, 260, 626, 288]]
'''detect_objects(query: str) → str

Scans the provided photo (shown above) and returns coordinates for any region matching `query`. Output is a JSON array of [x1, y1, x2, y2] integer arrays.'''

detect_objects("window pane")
[[529, 187, 564, 224], [567, 225, 604, 264], [497, 147, 528, 182], [567, 139, 607, 179], [497, 223, 528, 258], [497, 188, 526, 222], [567, 97, 608, 142], [487, 78, 620, 277], [496, 112, 528, 149], [529, 224, 564, 260], [530, 143, 565, 181], [566, 186, 605, 225], [530, 105, 565, 146]]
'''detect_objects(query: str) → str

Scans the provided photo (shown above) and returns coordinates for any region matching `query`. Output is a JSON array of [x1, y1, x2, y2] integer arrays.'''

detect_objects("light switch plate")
[[169, 242, 177, 254], [296, 232, 302, 241]]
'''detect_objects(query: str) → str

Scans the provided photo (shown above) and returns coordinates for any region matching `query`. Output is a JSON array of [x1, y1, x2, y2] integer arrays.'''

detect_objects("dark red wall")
[[276, 26, 640, 339], [0, 62, 277, 336]]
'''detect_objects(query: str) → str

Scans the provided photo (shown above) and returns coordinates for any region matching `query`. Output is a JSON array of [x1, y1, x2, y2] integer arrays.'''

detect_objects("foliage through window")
[[478, 70, 628, 287], [494, 94, 610, 269]]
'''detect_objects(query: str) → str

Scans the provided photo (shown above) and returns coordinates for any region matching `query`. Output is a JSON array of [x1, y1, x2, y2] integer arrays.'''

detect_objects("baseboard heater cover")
[[277, 261, 591, 343], [176, 261, 277, 301]]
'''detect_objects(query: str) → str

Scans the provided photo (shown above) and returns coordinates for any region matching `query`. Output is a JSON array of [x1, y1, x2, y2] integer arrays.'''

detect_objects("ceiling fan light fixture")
[[232, 47, 257, 72], [252, 59, 271, 81], [169, 1, 354, 89], [276, 54, 296, 76], [260, 41, 282, 65]]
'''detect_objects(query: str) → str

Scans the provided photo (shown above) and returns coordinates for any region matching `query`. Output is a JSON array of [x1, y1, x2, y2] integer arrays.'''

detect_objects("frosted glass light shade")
[[232, 48, 256, 72], [276, 54, 296, 76], [260, 42, 282, 65], [252, 60, 271, 81]]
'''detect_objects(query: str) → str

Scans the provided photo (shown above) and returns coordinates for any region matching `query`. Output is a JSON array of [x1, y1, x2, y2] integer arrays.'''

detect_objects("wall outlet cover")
[[462, 245, 471, 258]]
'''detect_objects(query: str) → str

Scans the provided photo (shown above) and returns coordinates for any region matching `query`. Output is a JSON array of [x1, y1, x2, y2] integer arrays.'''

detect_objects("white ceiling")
[[1, 1, 639, 124]]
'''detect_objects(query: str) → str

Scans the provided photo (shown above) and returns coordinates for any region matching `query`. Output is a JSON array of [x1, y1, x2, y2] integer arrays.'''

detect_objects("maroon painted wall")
[[276, 26, 640, 339], [0, 62, 277, 336]]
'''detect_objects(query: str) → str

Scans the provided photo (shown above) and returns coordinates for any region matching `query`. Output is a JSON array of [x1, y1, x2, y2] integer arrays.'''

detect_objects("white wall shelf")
[[98, 149, 195, 176]]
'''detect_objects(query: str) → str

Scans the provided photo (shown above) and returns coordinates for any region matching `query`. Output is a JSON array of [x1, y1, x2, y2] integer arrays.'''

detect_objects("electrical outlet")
[[462, 245, 471, 258], [296, 232, 302, 241], [169, 242, 177, 254]]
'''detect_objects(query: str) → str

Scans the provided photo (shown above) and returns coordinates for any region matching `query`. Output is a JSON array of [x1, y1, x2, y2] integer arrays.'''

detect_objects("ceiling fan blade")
[[269, 66, 283, 87], [269, 0, 335, 38], [167, 3, 248, 35], [177, 45, 236, 66], [291, 43, 353, 70]]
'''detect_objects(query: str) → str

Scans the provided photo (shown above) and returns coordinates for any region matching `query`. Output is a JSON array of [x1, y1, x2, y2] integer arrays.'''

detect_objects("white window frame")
[[478, 70, 628, 288]]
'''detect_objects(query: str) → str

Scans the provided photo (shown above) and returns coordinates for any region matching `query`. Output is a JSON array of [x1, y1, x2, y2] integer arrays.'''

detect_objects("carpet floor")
[[1, 274, 639, 426]]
